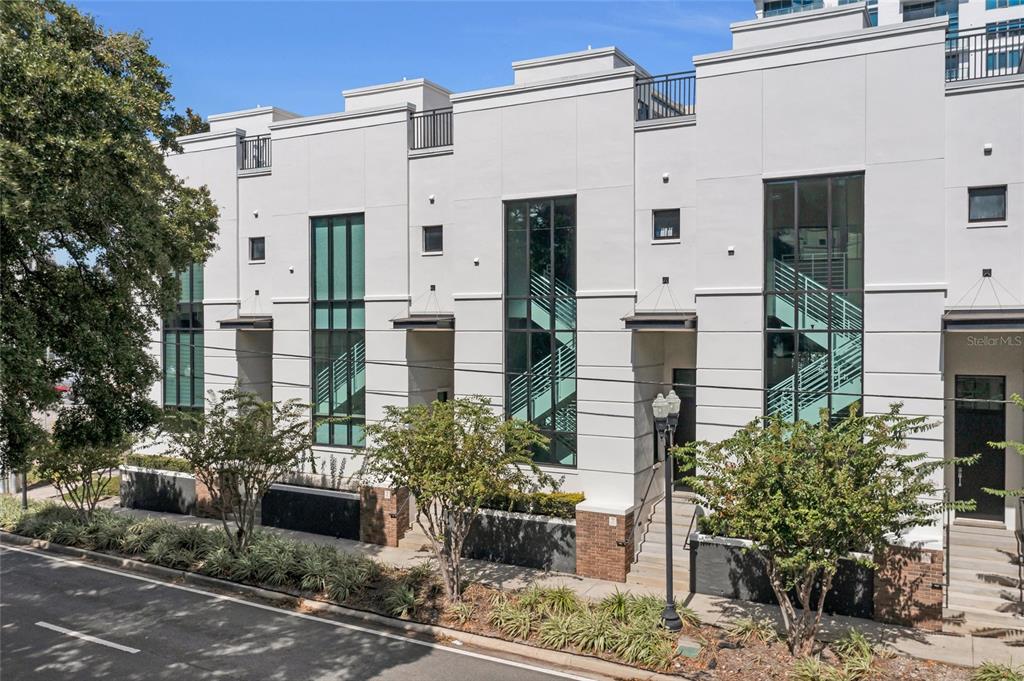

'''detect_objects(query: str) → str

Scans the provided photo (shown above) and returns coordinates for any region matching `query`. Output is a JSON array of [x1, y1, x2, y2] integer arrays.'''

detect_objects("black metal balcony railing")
[[409, 108, 453, 150], [635, 71, 696, 122], [239, 134, 271, 171], [945, 25, 1024, 83]]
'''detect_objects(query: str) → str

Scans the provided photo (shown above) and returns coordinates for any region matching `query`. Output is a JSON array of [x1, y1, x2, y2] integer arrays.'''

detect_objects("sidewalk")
[[104, 505, 1018, 670]]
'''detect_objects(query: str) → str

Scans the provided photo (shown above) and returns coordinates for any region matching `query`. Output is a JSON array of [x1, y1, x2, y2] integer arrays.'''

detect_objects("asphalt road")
[[0, 545, 596, 681]]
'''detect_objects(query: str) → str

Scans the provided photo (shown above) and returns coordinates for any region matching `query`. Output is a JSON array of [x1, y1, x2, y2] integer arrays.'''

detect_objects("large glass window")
[[163, 264, 204, 410], [764, 174, 864, 424], [505, 197, 577, 467], [311, 214, 365, 447]]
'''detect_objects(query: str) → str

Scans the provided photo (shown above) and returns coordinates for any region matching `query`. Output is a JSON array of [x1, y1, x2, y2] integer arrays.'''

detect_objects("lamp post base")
[[661, 604, 682, 632]]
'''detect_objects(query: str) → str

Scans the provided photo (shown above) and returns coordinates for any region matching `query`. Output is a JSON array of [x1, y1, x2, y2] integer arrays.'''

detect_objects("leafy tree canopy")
[[678, 405, 972, 656], [0, 0, 219, 472], [361, 397, 555, 600]]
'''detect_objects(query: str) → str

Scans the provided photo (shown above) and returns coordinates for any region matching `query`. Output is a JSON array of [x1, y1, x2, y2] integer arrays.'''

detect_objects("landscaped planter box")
[[260, 483, 360, 540], [462, 508, 576, 573], [690, 534, 874, 620], [119, 465, 197, 515]]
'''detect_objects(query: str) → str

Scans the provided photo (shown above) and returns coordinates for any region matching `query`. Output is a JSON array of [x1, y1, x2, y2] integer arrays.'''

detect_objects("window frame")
[[310, 213, 366, 449], [249, 236, 266, 262], [503, 195, 578, 468], [422, 225, 444, 254], [968, 185, 1007, 223], [652, 209, 681, 242], [162, 263, 204, 412], [762, 172, 865, 424]]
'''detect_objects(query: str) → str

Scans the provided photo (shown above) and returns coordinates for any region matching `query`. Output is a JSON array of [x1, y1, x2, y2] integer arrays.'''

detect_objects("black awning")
[[943, 308, 1024, 332], [219, 315, 274, 329], [623, 311, 697, 331], [392, 313, 455, 330]]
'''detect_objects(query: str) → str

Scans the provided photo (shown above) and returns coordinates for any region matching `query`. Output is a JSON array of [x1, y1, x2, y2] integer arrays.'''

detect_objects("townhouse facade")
[[151, 0, 1024, 630]]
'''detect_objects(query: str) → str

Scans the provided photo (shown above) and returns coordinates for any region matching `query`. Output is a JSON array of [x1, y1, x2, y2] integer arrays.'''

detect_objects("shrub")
[[50, 520, 87, 546], [973, 663, 1024, 681], [121, 518, 169, 555], [569, 609, 615, 654], [538, 614, 573, 649], [298, 545, 337, 593], [482, 491, 585, 519], [85, 513, 132, 551], [447, 601, 475, 626], [36, 440, 121, 520], [726, 617, 780, 645], [383, 583, 419, 618], [490, 601, 535, 640], [599, 589, 630, 621], [539, 586, 582, 617], [200, 547, 236, 578], [610, 620, 675, 669], [122, 453, 194, 474]]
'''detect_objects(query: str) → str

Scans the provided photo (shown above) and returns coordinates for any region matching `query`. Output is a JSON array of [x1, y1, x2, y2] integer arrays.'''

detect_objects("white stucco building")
[[152, 0, 1023, 630]]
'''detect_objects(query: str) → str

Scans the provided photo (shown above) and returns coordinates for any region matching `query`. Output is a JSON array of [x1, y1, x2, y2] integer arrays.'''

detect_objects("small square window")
[[652, 210, 680, 240], [249, 237, 266, 261], [968, 186, 1006, 222], [423, 225, 443, 253]]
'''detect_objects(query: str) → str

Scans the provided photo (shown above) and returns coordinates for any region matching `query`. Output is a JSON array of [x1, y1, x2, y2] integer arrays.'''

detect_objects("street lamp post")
[[652, 390, 682, 632]]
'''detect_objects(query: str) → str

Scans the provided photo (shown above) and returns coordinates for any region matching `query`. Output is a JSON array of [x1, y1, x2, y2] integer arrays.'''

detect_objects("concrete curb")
[[0, 531, 690, 681]]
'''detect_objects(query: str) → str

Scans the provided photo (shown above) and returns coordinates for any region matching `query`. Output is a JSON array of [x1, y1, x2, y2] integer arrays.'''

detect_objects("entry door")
[[672, 368, 697, 490], [955, 375, 1006, 522]]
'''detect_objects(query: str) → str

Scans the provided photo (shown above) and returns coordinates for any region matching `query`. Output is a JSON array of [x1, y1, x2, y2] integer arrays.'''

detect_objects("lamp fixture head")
[[666, 389, 681, 417], [652, 393, 669, 420]]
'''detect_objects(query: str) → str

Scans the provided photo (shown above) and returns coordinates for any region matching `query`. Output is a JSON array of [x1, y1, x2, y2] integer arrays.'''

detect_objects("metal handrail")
[[635, 71, 696, 122], [945, 24, 1024, 83], [239, 134, 271, 170], [409, 108, 453, 150], [628, 460, 665, 562]]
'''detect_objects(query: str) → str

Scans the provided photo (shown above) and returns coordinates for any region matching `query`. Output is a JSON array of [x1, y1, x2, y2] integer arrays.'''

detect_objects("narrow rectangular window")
[[311, 214, 365, 448], [163, 263, 204, 411], [968, 186, 1007, 222], [652, 209, 681, 241], [504, 196, 577, 467], [249, 237, 266, 261], [764, 174, 864, 425], [423, 225, 443, 253]]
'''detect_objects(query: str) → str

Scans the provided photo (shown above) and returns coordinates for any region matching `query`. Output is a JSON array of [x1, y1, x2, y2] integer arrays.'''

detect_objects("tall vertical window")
[[505, 197, 577, 467], [163, 264, 204, 410], [764, 174, 864, 424], [311, 214, 366, 447]]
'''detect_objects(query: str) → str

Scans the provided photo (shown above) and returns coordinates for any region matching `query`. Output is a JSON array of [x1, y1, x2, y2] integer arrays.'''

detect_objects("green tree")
[[0, 0, 219, 477], [168, 107, 210, 136], [983, 394, 1024, 499], [361, 397, 555, 601], [678, 405, 970, 656], [164, 389, 313, 553]]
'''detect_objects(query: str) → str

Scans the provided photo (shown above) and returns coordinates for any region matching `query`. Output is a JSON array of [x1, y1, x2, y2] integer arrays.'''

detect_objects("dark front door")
[[672, 368, 697, 491], [955, 375, 1006, 522]]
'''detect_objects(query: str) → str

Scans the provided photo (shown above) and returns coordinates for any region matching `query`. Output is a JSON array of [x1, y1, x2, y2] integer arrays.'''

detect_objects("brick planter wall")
[[873, 545, 944, 631], [359, 486, 409, 547], [575, 509, 634, 582]]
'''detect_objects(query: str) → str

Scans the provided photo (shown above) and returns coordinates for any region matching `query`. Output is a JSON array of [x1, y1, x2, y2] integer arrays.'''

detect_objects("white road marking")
[[2, 545, 596, 680], [35, 621, 140, 654]]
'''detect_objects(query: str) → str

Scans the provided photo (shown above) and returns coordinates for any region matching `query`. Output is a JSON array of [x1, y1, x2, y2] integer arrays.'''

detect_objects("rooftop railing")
[[635, 71, 696, 122], [409, 107, 453, 150], [945, 24, 1024, 83], [239, 134, 271, 171]]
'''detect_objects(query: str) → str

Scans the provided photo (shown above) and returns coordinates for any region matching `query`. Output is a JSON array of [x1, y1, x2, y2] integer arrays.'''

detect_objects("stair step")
[[626, 557, 692, 577], [949, 554, 1021, 573], [944, 605, 1024, 633], [949, 569, 1022, 594], [948, 588, 1024, 610], [949, 533, 1020, 551], [950, 521, 1013, 536]]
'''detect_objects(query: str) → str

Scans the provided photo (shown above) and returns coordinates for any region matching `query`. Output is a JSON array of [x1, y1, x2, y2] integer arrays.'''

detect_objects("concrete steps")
[[944, 525, 1024, 635], [627, 492, 699, 594]]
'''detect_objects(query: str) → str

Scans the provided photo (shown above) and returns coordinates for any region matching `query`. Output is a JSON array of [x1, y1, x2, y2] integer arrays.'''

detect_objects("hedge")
[[482, 491, 584, 519], [122, 453, 194, 474]]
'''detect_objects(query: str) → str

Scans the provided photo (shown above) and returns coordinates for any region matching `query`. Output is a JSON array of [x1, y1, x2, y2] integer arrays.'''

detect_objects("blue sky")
[[75, 1, 751, 119]]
